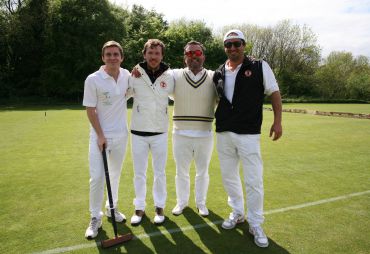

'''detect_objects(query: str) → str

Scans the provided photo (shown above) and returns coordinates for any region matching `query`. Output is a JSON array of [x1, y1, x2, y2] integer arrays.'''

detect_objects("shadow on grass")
[[182, 208, 290, 254], [84, 208, 290, 253], [140, 215, 205, 254]]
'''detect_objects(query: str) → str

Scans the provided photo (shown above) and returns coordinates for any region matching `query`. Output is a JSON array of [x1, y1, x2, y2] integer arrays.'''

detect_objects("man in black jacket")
[[213, 29, 282, 248]]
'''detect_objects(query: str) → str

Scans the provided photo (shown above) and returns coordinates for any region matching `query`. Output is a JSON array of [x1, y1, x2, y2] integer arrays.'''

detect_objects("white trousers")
[[216, 132, 264, 227], [131, 133, 168, 210], [89, 136, 127, 218], [173, 134, 213, 207]]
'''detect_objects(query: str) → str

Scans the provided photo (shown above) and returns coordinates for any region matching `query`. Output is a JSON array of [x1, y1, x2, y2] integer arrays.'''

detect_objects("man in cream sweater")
[[171, 41, 218, 217]]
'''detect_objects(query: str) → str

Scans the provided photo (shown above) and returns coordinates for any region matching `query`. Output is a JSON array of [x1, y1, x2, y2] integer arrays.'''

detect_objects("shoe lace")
[[252, 227, 265, 238], [230, 213, 243, 223], [89, 218, 98, 229], [108, 208, 120, 217]]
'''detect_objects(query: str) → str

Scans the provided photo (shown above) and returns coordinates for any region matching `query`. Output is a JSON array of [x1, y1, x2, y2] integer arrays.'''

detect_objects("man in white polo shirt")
[[213, 30, 282, 248], [83, 41, 130, 239]]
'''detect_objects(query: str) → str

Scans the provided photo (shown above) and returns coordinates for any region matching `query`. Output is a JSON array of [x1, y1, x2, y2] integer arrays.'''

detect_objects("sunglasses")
[[224, 41, 242, 48], [184, 50, 203, 57]]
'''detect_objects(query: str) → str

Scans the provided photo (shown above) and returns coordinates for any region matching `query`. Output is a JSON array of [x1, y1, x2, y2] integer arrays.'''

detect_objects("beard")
[[226, 51, 243, 62], [187, 59, 202, 71], [147, 59, 160, 70]]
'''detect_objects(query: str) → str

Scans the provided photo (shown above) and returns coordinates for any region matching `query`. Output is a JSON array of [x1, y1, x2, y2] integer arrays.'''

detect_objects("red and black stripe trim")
[[184, 71, 207, 88]]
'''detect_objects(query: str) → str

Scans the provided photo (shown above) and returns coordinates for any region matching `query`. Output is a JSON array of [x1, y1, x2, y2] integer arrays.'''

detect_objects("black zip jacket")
[[213, 56, 264, 134]]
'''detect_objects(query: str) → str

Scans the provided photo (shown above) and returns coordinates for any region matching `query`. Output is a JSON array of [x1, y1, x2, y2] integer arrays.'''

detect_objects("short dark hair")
[[142, 39, 165, 55], [102, 41, 123, 57], [183, 40, 206, 54]]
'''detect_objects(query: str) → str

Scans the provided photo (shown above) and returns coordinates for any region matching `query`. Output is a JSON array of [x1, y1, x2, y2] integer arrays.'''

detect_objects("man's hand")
[[97, 135, 107, 152], [131, 67, 141, 78], [269, 122, 282, 141]]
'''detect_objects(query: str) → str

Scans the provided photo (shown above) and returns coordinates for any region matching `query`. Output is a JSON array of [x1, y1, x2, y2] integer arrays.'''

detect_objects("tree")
[[0, 18, 7, 98], [347, 70, 370, 100], [122, 5, 168, 69], [314, 52, 370, 100], [202, 37, 226, 70], [221, 20, 321, 97], [40, 0, 128, 99], [163, 19, 216, 68], [0, 0, 49, 98], [0, 0, 23, 14], [2, 1, 367, 102], [315, 51, 355, 99], [346, 55, 370, 100]]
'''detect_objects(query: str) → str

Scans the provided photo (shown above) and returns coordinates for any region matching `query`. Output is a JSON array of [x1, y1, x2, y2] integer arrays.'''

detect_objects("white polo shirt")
[[83, 66, 130, 138]]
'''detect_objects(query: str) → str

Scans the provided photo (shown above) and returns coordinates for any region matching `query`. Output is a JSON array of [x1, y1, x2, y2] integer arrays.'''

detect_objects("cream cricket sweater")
[[172, 68, 217, 131]]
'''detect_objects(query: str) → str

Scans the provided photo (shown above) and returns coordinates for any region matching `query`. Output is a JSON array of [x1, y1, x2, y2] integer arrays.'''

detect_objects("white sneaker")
[[172, 204, 187, 215], [105, 208, 126, 223], [197, 204, 209, 217], [249, 226, 269, 248], [221, 213, 245, 229], [85, 217, 102, 239], [130, 210, 145, 226], [154, 207, 165, 224]]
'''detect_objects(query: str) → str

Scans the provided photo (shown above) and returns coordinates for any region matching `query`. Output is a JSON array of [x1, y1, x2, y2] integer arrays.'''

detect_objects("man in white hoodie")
[[128, 39, 174, 225]]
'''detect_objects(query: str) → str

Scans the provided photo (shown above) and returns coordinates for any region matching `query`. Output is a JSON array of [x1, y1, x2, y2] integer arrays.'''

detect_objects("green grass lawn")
[[0, 105, 369, 254]]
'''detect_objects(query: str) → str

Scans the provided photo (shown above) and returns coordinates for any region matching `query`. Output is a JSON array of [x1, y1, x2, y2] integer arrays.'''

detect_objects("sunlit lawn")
[[0, 104, 369, 254]]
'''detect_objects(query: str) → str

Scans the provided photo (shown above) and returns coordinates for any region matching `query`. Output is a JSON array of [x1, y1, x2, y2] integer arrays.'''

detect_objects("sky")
[[110, 0, 370, 58]]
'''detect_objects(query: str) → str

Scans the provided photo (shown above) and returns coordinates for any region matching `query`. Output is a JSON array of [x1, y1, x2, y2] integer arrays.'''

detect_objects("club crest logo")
[[160, 81, 167, 88], [245, 70, 252, 77]]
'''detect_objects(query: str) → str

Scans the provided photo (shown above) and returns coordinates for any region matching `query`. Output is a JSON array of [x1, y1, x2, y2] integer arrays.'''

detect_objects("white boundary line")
[[32, 190, 370, 254]]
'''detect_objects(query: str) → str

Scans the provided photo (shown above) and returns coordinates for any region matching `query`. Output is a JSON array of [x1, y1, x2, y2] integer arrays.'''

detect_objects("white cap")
[[223, 29, 245, 42]]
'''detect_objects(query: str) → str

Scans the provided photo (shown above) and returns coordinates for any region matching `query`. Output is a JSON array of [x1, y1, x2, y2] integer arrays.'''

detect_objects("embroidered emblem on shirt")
[[245, 70, 252, 77], [160, 81, 167, 88], [102, 92, 112, 106]]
